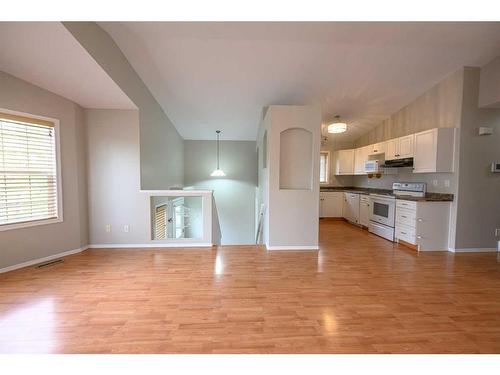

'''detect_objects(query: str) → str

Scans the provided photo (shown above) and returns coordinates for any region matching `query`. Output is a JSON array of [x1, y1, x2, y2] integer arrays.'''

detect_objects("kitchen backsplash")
[[352, 168, 456, 193]]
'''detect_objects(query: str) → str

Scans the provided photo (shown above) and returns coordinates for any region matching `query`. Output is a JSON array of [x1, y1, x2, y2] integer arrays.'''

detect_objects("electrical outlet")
[[444, 179, 450, 188], [105, 224, 111, 233], [123, 225, 130, 233], [495, 229, 500, 237], [432, 179, 438, 186]]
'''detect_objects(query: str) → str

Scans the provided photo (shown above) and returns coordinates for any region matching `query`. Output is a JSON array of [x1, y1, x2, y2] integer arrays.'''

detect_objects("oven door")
[[369, 197, 395, 227]]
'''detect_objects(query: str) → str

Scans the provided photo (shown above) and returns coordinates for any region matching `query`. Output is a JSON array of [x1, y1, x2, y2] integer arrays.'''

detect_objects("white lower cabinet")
[[343, 192, 360, 224], [319, 192, 343, 218], [395, 200, 451, 251], [359, 195, 370, 227]]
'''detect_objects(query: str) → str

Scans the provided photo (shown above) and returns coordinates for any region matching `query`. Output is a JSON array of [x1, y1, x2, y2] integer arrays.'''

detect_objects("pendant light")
[[327, 115, 347, 134], [210, 130, 226, 177]]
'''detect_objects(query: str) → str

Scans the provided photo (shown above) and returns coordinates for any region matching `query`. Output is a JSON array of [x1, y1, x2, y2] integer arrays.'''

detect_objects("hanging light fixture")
[[210, 130, 226, 177], [327, 115, 348, 134]]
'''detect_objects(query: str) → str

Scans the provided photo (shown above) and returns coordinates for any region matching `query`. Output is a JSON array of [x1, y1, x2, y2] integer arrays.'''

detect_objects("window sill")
[[0, 217, 63, 232]]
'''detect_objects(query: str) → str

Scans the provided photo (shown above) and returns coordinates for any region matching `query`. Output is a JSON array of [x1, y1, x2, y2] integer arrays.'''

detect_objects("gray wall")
[[0, 71, 88, 269], [63, 22, 184, 190], [479, 54, 500, 108], [184, 140, 258, 245], [85, 109, 151, 245], [454, 67, 500, 249]]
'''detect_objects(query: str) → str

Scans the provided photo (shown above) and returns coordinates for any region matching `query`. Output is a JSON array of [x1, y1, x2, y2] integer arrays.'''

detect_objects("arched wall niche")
[[279, 127, 313, 190]]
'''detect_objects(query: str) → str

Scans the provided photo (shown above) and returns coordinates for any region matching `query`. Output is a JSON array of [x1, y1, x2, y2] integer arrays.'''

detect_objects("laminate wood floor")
[[1, 220, 499, 353]]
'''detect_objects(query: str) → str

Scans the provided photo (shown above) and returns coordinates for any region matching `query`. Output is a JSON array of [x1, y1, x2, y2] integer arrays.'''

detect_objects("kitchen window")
[[0, 109, 62, 231], [320, 151, 330, 184]]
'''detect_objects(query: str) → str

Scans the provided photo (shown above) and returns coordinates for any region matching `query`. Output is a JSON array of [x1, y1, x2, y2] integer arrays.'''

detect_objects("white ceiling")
[[0, 22, 135, 109], [100, 22, 500, 142]]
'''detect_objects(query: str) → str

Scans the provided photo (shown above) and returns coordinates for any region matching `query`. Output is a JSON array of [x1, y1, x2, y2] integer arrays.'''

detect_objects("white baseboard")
[[0, 246, 88, 274], [448, 247, 499, 253], [88, 242, 213, 249], [266, 245, 319, 251]]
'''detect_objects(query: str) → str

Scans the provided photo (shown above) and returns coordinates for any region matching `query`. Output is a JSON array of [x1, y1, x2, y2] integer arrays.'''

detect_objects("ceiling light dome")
[[327, 115, 347, 134]]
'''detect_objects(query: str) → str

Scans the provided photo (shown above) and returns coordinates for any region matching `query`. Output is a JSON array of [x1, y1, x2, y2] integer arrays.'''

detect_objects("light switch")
[[444, 180, 450, 187], [105, 224, 111, 233], [432, 179, 438, 186], [123, 225, 130, 233]]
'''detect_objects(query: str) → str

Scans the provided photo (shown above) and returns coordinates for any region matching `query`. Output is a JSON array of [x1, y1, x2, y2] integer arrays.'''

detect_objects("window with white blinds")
[[320, 151, 330, 184], [0, 111, 61, 229]]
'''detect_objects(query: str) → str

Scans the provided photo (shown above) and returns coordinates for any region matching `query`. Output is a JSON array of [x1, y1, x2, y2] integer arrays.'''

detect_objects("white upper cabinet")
[[329, 127, 454, 176], [413, 128, 455, 173], [385, 135, 414, 160], [397, 134, 414, 159], [369, 142, 386, 156], [354, 146, 370, 175], [334, 149, 355, 175], [385, 138, 397, 160]]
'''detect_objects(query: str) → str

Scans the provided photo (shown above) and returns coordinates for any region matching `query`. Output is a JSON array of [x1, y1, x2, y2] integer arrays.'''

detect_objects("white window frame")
[[320, 150, 330, 185], [0, 108, 63, 231]]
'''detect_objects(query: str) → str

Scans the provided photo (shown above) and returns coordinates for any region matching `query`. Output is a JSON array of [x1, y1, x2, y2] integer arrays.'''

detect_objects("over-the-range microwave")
[[364, 160, 382, 173]]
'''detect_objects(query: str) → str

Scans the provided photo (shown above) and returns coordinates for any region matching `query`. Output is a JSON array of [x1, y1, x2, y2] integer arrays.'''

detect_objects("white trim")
[[448, 247, 499, 253], [140, 189, 212, 196], [0, 217, 63, 232], [266, 245, 319, 251], [88, 243, 213, 249], [0, 246, 87, 274]]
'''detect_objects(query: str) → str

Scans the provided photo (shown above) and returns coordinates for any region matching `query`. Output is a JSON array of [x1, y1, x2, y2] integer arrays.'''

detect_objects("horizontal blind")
[[155, 204, 167, 240], [0, 114, 58, 227]]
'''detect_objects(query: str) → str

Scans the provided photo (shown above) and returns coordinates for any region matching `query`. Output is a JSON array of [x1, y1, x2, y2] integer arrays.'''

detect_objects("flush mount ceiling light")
[[327, 115, 348, 134], [210, 130, 226, 177]]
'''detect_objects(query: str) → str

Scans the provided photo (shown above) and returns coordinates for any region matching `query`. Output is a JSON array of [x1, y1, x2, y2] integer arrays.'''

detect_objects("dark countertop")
[[320, 186, 454, 202]]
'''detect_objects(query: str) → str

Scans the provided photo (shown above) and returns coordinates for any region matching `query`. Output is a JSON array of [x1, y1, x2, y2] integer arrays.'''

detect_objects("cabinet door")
[[354, 147, 367, 174], [371, 142, 385, 155], [336, 149, 354, 175], [385, 139, 397, 160], [322, 192, 343, 217], [359, 198, 370, 226], [414, 129, 437, 173], [346, 193, 360, 223], [342, 193, 349, 219], [397, 134, 414, 159]]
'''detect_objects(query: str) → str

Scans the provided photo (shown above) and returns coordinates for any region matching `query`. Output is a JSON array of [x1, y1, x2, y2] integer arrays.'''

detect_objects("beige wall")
[[355, 69, 464, 147], [85, 109, 151, 245], [63, 22, 184, 190], [184, 140, 257, 245], [479, 54, 500, 108], [0, 71, 88, 269], [261, 105, 321, 248], [455, 67, 500, 249]]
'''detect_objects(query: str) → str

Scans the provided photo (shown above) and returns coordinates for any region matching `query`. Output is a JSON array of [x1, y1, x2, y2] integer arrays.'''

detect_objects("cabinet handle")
[[401, 231, 407, 235], [401, 215, 407, 218], [417, 218, 423, 222], [373, 149, 378, 152]]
